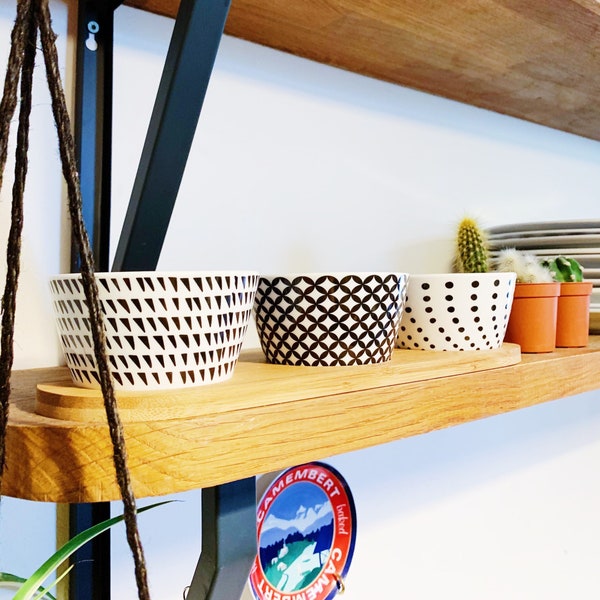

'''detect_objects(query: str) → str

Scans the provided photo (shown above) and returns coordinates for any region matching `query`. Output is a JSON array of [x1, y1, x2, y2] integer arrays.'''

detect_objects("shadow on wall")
[[330, 389, 600, 523], [111, 2, 600, 161], [214, 36, 600, 161]]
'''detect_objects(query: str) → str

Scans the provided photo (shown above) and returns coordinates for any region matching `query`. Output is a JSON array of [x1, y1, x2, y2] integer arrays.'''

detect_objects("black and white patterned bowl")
[[253, 273, 408, 366], [49, 271, 259, 390], [396, 273, 516, 351]]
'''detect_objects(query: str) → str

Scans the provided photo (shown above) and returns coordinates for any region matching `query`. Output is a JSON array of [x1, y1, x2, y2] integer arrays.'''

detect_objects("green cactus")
[[541, 255, 584, 282], [455, 217, 489, 273]]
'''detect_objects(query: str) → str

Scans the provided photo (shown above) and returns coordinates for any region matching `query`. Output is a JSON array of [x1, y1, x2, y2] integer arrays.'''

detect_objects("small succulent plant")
[[454, 217, 489, 273], [494, 248, 554, 283], [541, 255, 584, 283]]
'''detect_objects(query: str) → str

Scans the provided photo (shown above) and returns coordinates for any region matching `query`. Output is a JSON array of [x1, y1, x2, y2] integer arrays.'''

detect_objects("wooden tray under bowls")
[[35, 345, 522, 423]]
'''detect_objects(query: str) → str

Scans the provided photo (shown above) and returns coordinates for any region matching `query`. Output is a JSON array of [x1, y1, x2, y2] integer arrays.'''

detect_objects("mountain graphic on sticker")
[[258, 482, 334, 592], [250, 463, 356, 600]]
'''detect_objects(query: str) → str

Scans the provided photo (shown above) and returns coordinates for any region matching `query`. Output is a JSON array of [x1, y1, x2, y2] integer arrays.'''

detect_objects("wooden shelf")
[[5, 339, 600, 503], [123, 0, 600, 142]]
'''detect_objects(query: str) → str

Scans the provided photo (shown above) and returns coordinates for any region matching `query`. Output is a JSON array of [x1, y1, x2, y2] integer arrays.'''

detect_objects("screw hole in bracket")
[[85, 20, 99, 51]]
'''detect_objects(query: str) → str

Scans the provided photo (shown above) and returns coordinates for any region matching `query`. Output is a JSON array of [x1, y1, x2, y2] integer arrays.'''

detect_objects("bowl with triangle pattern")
[[49, 271, 259, 390], [253, 272, 408, 366]]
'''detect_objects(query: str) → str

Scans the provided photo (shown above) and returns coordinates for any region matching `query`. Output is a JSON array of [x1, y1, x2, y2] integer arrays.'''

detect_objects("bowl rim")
[[406, 272, 516, 279], [258, 272, 409, 279], [50, 270, 259, 280]]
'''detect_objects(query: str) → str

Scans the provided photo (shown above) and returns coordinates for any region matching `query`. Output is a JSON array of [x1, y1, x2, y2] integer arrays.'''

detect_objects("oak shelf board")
[[123, 0, 600, 142], [5, 339, 600, 503]]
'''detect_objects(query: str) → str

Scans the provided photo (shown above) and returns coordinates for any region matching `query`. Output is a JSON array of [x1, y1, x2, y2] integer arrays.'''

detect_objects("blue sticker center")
[[258, 482, 334, 592]]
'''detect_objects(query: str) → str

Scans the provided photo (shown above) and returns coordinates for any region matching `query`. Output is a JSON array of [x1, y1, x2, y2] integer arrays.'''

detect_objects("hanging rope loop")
[[0, 1, 150, 598], [0, 0, 35, 501]]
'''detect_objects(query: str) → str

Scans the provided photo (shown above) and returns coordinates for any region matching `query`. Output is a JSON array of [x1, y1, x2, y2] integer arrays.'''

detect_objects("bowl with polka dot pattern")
[[396, 273, 516, 351], [254, 272, 408, 366]]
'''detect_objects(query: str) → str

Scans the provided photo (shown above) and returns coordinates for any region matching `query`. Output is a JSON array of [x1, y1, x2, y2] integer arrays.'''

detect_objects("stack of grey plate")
[[487, 219, 600, 333]]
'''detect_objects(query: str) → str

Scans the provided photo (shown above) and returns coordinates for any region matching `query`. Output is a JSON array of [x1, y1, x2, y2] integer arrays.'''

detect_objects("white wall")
[[1, 0, 600, 598]]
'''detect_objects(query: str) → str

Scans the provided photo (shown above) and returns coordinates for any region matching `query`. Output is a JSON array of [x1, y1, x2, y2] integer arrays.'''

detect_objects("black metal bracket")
[[111, 0, 232, 271], [187, 478, 257, 600], [68, 503, 111, 600], [72, 0, 121, 273], [71, 0, 256, 599], [69, 0, 122, 597]]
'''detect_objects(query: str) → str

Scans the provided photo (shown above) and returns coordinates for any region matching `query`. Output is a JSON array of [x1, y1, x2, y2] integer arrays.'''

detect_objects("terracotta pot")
[[504, 282, 560, 353], [555, 281, 593, 348]]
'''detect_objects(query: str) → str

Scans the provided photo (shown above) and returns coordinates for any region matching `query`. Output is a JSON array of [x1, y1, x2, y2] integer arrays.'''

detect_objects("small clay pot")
[[555, 281, 593, 348], [504, 282, 561, 353]]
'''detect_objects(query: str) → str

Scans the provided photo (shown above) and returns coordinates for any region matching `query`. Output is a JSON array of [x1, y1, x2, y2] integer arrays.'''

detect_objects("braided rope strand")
[[33, 1, 150, 597], [0, 0, 35, 497], [0, 0, 33, 193]]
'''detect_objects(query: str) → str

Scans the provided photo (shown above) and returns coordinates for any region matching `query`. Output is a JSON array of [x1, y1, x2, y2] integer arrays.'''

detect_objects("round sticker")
[[249, 462, 356, 600]]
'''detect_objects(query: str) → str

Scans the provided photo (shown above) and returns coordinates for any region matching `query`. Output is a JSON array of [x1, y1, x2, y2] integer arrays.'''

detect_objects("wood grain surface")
[[122, 0, 600, 141], [5, 340, 600, 503], [35, 345, 520, 422]]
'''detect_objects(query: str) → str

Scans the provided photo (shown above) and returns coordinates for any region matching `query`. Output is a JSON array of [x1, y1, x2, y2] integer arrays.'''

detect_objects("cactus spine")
[[455, 217, 489, 273], [494, 248, 554, 283]]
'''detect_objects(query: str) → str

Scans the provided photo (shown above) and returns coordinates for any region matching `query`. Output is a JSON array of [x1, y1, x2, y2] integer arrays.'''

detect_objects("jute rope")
[[0, 0, 32, 492], [0, 1, 150, 598]]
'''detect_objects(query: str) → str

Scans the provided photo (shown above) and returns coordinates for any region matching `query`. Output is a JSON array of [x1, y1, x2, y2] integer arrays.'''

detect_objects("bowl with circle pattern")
[[49, 271, 259, 390], [253, 272, 408, 366], [396, 273, 516, 351]]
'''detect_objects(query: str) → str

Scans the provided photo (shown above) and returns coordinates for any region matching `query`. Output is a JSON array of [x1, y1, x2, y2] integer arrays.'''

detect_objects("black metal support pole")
[[186, 478, 257, 600], [68, 503, 111, 600], [71, 0, 118, 273], [111, 0, 232, 272], [69, 1, 121, 598], [71, 1, 257, 598]]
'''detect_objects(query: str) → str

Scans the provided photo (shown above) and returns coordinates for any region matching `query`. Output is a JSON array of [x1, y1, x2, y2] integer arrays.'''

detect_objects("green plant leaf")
[[0, 573, 56, 600], [0, 572, 27, 587], [32, 565, 73, 600], [12, 500, 172, 600]]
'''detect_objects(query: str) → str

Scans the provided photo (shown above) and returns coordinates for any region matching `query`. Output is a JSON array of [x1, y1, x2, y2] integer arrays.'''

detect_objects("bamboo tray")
[[35, 345, 521, 423]]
